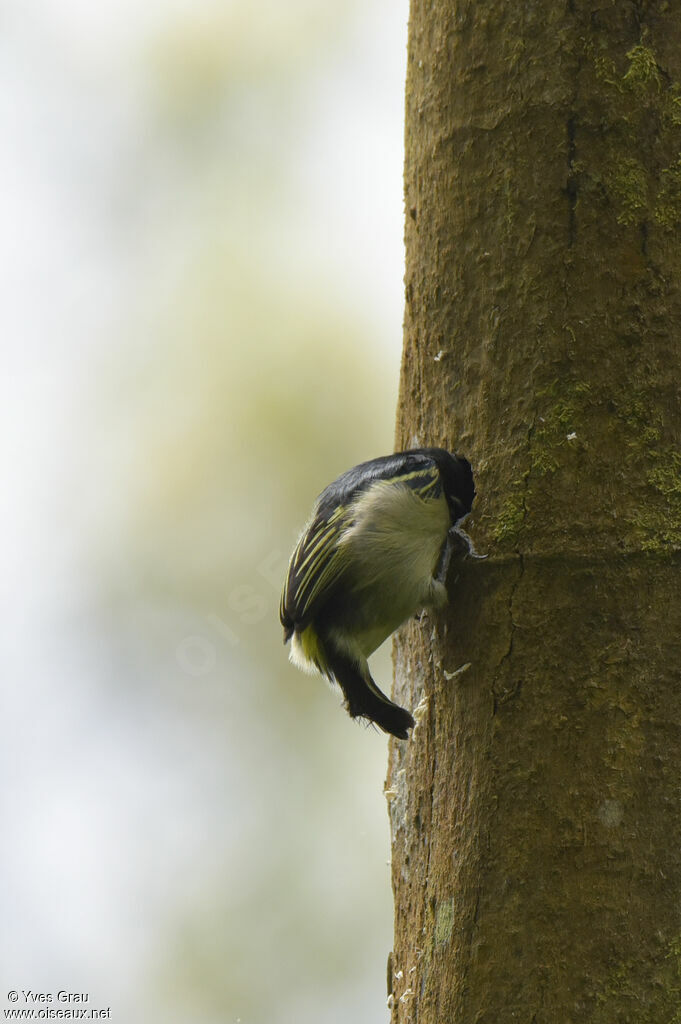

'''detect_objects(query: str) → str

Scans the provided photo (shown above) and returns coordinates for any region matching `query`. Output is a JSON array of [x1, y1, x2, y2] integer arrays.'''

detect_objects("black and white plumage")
[[280, 448, 476, 739]]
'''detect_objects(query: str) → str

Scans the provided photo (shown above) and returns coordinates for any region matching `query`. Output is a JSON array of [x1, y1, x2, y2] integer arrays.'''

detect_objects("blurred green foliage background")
[[1, 1, 408, 1022]]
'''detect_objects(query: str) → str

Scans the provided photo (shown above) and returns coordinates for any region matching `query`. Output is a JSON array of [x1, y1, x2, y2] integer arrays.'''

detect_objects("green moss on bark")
[[530, 379, 592, 476], [493, 490, 526, 545], [591, 932, 681, 1023], [434, 899, 455, 947], [609, 391, 681, 552], [587, 38, 681, 229]]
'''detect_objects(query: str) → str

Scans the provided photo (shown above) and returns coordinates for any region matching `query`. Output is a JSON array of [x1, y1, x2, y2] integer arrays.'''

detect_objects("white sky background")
[[1, 1, 410, 1021]]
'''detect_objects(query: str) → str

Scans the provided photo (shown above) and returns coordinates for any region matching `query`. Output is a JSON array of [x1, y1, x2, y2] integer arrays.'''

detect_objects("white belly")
[[332, 481, 451, 657]]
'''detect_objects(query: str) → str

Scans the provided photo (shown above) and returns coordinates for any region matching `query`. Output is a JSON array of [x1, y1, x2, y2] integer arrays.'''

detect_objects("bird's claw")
[[448, 525, 488, 561]]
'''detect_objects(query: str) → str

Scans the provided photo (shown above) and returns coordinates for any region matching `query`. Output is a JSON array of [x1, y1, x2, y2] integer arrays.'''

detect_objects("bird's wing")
[[280, 503, 351, 633]]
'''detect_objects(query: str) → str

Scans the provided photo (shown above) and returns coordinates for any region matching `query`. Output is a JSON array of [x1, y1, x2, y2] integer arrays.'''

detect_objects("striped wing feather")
[[280, 505, 349, 633]]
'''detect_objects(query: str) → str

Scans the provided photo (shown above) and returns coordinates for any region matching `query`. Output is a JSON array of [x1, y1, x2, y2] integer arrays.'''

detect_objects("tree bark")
[[388, 2, 681, 1021]]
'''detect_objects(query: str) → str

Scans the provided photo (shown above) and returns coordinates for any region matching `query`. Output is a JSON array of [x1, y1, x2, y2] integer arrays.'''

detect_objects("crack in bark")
[[566, 114, 578, 247], [492, 420, 535, 712], [492, 552, 524, 714], [565, 12, 583, 251]]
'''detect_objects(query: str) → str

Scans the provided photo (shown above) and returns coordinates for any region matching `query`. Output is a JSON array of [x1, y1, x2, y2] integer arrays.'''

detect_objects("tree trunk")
[[388, 2, 681, 1021]]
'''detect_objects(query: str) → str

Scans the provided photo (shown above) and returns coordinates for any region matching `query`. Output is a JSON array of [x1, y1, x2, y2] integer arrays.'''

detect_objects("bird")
[[280, 447, 477, 739]]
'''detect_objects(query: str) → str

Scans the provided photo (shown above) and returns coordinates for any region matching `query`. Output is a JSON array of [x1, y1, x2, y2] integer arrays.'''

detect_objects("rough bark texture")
[[387, 2, 681, 1021]]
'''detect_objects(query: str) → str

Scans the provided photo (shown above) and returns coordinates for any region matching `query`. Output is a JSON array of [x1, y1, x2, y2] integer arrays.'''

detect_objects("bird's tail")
[[325, 643, 414, 740]]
